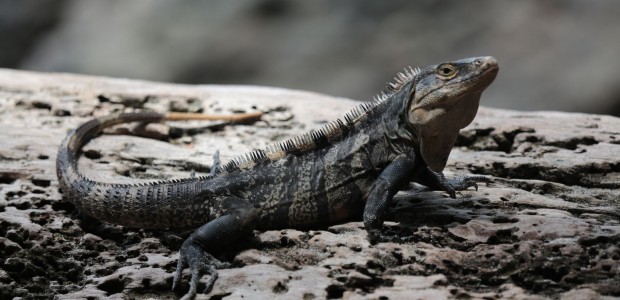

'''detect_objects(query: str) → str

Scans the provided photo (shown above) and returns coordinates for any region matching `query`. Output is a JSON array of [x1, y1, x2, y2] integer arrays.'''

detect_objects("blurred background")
[[2, 0, 620, 116]]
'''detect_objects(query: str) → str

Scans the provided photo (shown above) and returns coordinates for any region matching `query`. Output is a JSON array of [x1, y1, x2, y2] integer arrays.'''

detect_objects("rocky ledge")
[[0, 69, 618, 299]]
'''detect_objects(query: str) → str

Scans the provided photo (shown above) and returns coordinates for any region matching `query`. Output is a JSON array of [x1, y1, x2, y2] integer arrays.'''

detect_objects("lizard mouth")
[[451, 56, 499, 88], [478, 58, 499, 79]]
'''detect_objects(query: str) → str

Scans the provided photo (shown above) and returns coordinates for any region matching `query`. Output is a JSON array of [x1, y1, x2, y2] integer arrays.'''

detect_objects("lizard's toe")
[[447, 189, 456, 199], [458, 180, 478, 191], [445, 176, 489, 192], [172, 251, 187, 292]]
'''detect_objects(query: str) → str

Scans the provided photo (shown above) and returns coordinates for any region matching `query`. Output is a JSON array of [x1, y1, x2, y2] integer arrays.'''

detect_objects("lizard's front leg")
[[173, 202, 257, 299], [363, 156, 416, 243]]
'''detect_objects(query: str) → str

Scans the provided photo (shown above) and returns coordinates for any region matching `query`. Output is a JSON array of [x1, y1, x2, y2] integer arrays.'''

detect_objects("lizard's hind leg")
[[189, 150, 220, 178], [173, 200, 257, 299], [209, 150, 221, 176]]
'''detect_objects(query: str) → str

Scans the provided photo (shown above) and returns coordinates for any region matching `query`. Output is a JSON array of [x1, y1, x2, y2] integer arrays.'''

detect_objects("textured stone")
[[0, 69, 618, 299]]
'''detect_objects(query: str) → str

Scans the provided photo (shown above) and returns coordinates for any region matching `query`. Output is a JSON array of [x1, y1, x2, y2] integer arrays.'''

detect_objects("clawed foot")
[[434, 173, 491, 198], [367, 228, 382, 245], [173, 239, 230, 299], [367, 228, 402, 244]]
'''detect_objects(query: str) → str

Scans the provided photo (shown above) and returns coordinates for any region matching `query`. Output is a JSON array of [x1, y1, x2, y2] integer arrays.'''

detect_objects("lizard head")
[[407, 56, 499, 171]]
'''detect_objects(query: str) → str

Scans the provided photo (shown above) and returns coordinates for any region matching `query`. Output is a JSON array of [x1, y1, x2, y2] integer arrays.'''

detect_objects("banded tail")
[[55, 111, 262, 229]]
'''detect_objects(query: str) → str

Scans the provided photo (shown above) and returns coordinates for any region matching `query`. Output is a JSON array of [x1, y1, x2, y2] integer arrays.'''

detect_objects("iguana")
[[56, 56, 498, 298]]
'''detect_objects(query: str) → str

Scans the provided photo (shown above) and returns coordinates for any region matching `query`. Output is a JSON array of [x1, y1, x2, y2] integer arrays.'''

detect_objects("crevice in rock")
[[0, 174, 17, 185], [544, 136, 599, 150], [97, 276, 126, 295]]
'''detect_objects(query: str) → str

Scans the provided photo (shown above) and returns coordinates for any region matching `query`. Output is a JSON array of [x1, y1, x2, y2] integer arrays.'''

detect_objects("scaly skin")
[[56, 57, 498, 299]]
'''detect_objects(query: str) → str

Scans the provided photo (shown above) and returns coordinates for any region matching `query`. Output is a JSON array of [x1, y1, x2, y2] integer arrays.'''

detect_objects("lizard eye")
[[436, 64, 457, 79]]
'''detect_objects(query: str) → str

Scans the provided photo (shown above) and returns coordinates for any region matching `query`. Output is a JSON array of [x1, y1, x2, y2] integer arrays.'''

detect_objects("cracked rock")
[[0, 69, 618, 299]]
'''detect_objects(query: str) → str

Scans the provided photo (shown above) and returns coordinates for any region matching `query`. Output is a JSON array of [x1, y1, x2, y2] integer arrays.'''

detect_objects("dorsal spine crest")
[[218, 66, 421, 175]]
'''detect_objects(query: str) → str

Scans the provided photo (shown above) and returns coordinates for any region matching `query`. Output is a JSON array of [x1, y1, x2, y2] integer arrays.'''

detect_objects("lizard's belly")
[[324, 176, 373, 224], [250, 145, 380, 230], [254, 174, 374, 230]]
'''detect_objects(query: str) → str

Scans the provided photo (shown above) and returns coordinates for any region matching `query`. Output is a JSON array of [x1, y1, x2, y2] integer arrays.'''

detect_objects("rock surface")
[[0, 68, 618, 299]]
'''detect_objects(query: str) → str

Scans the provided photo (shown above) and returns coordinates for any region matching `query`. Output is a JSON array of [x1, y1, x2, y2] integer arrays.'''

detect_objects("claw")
[[425, 170, 489, 197], [445, 175, 488, 192], [459, 180, 478, 191], [468, 175, 493, 183]]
